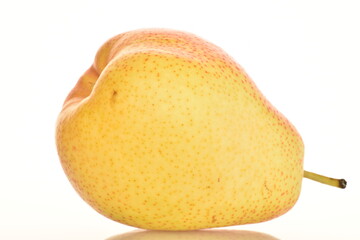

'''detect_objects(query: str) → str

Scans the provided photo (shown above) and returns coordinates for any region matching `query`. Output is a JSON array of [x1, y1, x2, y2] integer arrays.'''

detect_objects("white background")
[[0, 0, 359, 239]]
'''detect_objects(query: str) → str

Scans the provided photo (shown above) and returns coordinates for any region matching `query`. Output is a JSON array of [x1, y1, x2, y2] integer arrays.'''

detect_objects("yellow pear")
[[56, 29, 346, 230]]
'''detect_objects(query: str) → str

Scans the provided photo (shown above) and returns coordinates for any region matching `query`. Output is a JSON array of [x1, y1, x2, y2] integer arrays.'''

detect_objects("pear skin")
[[56, 29, 305, 230]]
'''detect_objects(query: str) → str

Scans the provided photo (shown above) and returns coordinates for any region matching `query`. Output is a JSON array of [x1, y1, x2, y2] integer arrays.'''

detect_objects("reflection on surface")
[[107, 229, 278, 240]]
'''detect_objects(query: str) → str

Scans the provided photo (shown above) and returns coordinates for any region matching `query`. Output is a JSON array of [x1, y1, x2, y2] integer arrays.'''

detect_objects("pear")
[[56, 29, 346, 230]]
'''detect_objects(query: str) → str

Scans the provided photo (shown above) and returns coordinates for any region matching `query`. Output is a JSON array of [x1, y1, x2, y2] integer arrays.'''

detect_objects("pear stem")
[[304, 170, 347, 189]]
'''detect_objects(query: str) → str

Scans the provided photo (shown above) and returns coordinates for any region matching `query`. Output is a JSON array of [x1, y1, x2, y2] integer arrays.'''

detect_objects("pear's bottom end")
[[100, 207, 296, 231]]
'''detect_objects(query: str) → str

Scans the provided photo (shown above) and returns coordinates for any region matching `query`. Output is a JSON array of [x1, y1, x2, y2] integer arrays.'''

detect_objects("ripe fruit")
[[56, 29, 346, 230]]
